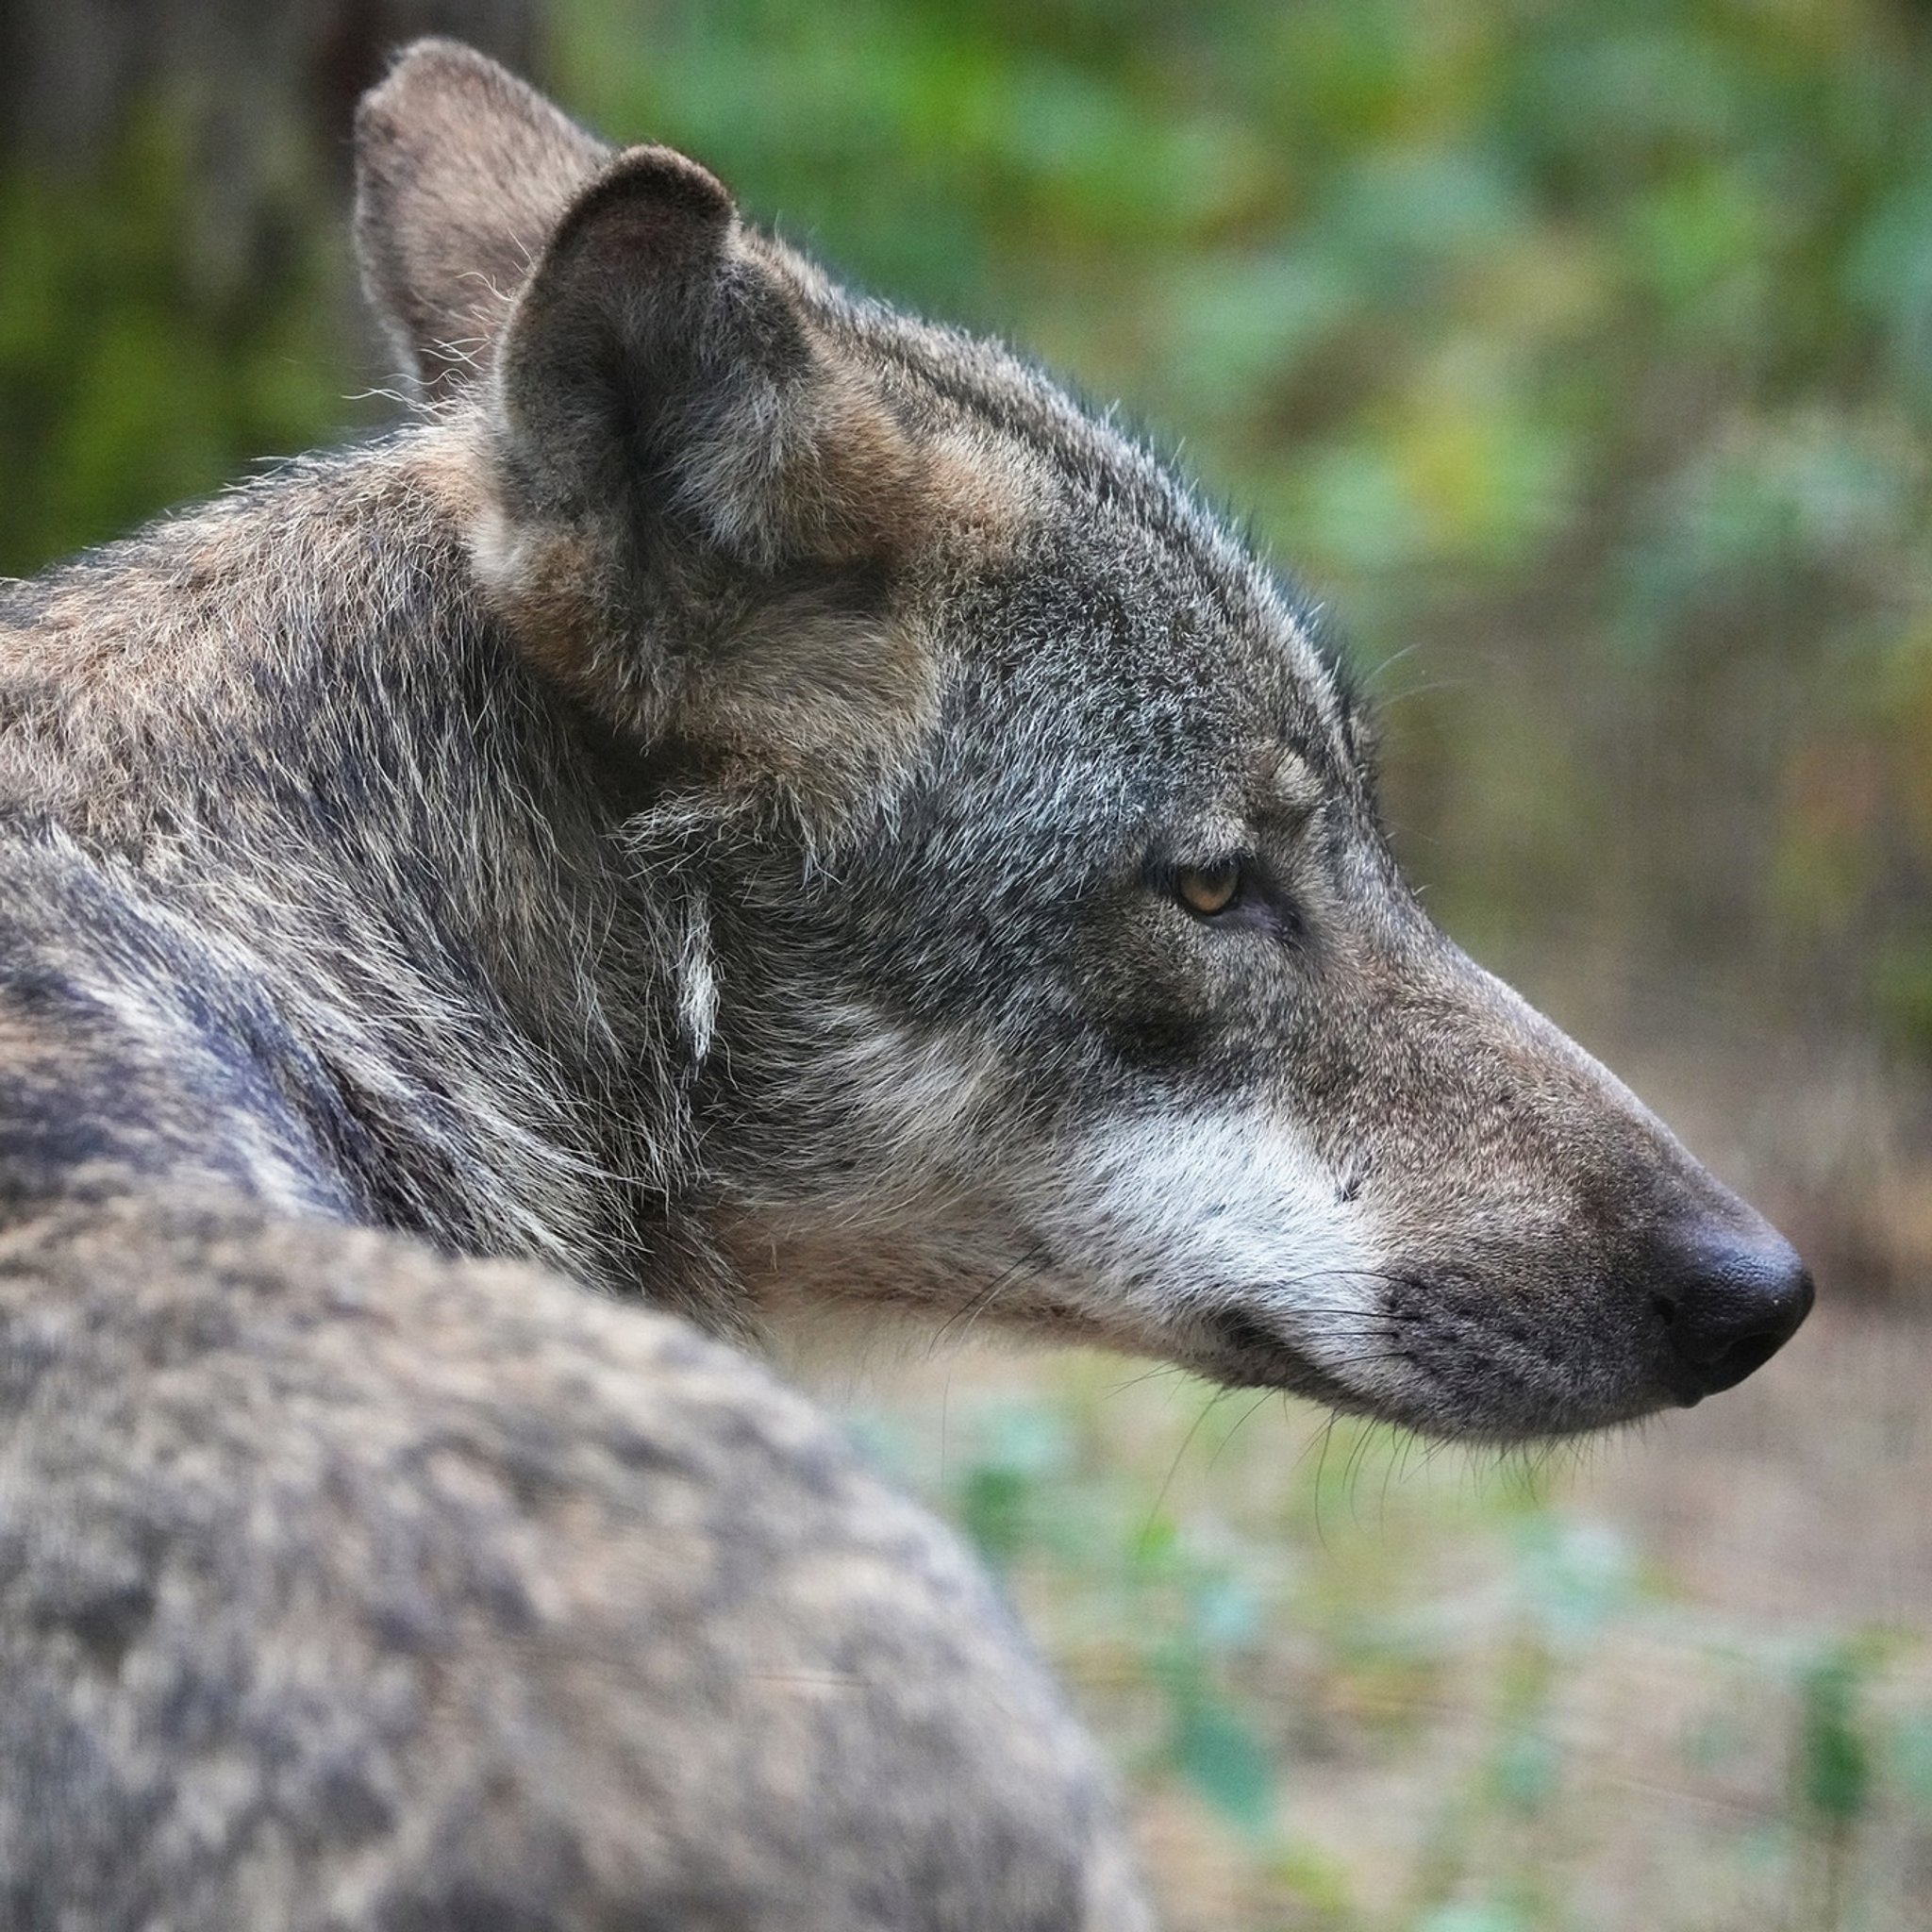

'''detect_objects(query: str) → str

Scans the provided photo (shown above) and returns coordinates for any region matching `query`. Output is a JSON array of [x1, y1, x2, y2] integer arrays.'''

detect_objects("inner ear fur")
[[473, 142, 951, 809], [355, 40, 611, 400], [487, 145, 926, 570]]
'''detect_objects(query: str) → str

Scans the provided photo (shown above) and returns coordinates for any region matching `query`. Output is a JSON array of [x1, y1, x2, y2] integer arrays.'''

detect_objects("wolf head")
[[355, 42, 1810, 1442]]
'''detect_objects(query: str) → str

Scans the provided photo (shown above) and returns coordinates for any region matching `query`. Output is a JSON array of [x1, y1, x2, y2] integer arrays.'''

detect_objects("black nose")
[[1652, 1224, 1814, 1397]]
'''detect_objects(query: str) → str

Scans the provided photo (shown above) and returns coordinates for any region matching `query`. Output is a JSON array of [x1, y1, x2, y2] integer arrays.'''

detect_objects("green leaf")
[[1170, 1690, 1276, 1834], [1798, 1644, 1874, 1826]]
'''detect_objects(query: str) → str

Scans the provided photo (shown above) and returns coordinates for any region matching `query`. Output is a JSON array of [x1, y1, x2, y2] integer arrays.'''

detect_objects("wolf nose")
[[1653, 1224, 1814, 1396]]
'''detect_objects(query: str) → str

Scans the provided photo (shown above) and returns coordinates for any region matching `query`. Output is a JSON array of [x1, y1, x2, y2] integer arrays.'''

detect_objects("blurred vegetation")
[[0, 0, 538, 571], [854, 1354, 1932, 1930], [6, 5, 1931, 1926], [0, 110, 340, 572]]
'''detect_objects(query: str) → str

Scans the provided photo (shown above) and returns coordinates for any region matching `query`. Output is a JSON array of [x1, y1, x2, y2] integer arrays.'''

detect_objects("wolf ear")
[[473, 141, 944, 789], [358, 49, 961, 808], [486, 144, 920, 572], [355, 40, 611, 400]]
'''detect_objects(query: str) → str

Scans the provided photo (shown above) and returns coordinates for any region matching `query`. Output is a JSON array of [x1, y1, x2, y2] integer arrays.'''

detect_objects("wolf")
[[0, 38, 1810, 1929]]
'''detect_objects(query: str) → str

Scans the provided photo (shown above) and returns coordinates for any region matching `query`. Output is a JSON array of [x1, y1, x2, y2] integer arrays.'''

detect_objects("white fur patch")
[[676, 891, 718, 1062], [465, 496, 523, 597], [733, 1005, 1400, 1407], [1032, 1105, 1392, 1391]]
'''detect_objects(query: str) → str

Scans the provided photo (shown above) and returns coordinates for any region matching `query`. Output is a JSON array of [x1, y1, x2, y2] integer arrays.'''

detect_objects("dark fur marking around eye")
[[1151, 852, 1306, 948]]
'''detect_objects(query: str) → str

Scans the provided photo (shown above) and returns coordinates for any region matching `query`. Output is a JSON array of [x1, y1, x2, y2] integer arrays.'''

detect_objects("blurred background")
[[3, 1, 1928, 1924]]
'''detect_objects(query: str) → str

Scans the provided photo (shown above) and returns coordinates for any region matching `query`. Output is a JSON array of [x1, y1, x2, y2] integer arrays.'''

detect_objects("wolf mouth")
[[1191, 1305, 1381, 1410]]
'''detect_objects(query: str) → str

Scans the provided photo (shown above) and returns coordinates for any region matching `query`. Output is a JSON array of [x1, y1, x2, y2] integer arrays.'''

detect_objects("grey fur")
[[0, 1192, 1145, 1930], [0, 38, 1810, 1926]]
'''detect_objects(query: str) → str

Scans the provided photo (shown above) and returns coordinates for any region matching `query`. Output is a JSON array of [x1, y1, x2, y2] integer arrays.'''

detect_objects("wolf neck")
[[0, 424, 716, 1307]]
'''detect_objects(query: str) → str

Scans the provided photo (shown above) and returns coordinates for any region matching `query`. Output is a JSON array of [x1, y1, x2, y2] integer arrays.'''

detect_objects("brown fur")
[[0, 1191, 1148, 1931], [355, 41, 608, 400]]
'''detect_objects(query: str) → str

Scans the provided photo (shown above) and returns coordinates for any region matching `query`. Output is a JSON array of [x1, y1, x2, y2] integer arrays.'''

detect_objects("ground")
[[842, 1292, 1932, 1932]]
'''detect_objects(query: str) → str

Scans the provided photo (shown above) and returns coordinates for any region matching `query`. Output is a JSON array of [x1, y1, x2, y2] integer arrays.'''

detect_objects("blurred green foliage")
[[0, 105, 343, 575], [861, 1366, 1932, 1930]]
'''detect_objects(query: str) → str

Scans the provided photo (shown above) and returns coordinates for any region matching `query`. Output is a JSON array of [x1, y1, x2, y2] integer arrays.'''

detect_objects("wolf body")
[[1, 1194, 1150, 1931], [0, 41, 1811, 1930]]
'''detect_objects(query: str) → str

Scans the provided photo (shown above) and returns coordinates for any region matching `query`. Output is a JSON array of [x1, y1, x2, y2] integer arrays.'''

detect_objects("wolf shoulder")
[[0, 1191, 1144, 1932]]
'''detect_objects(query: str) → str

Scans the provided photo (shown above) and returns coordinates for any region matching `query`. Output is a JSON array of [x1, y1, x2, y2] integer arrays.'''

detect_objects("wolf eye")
[[1174, 859, 1243, 918]]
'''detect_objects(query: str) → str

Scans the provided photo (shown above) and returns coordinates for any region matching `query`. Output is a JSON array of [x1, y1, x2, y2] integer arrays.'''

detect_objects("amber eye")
[[1174, 858, 1243, 918]]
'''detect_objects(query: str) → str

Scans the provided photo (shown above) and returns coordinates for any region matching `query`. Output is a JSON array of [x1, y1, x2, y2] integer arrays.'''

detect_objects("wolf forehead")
[[841, 304, 1368, 792], [654, 296, 1386, 1003]]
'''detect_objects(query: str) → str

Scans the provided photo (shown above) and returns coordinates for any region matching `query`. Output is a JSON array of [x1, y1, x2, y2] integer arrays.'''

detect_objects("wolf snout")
[[1648, 1220, 1814, 1399]]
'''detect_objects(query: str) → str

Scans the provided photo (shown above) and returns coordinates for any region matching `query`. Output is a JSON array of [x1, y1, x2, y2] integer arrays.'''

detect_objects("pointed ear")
[[354, 40, 611, 400], [486, 145, 922, 570], [474, 147, 951, 808]]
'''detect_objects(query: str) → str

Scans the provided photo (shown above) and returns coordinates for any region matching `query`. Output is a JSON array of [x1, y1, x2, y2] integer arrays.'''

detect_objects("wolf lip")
[[1197, 1307, 1355, 1403], [1207, 1307, 1293, 1366]]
